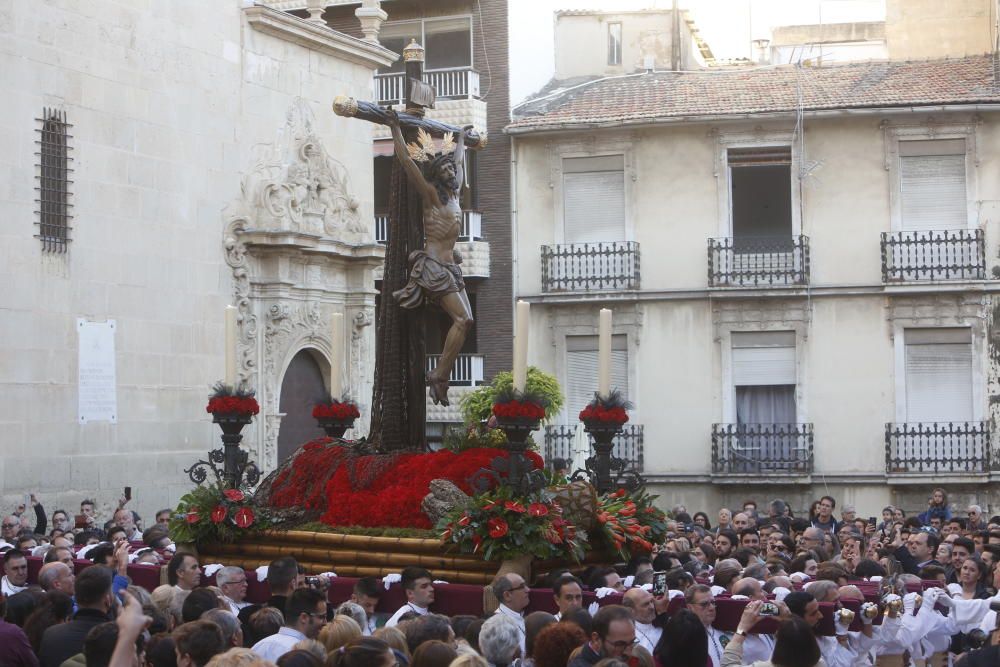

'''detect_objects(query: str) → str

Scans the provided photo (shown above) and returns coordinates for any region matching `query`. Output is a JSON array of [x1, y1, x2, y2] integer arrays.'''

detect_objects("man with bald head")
[[622, 587, 661, 653], [113, 508, 140, 542], [732, 577, 765, 600], [732, 513, 750, 531], [39, 561, 76, 595]]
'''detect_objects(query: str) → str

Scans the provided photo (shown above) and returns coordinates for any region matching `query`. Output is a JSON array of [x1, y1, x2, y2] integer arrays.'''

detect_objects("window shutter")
[[899, 140, 967, 231], [563, 156, 625, 243], [904, 328, 973, 422], [566, 335, 628, 418], [732, 332, 796, 386]]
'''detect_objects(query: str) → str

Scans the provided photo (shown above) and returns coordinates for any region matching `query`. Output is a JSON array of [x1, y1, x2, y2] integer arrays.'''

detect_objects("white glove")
[[936, 591, 955, 608], [789, 572, 809, 583], [203, 563, 225, 577], [710, 585, 727, 596], [860, 602, 877, 625], [639, 583, 653, 592], [730, 594, 749, 600], [903, 592, 920, 615], [772, 587, 791, 602], [587, 601, 600, 615], [666, 589, 684, 601], [321, 572, 338, 579], [868, 575, 882, 582], [623, 575, 635, 589], [383, 573, 402, 589], [946, 583, 963, 598], [594, 587, 617, 599], [255, 565, 269, 582], [834, 612, 851, 636]]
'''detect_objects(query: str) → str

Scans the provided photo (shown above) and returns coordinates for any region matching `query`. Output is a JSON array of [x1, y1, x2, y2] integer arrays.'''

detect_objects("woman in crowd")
[[716, 509, 732, 535], [327, 638, 396, 667], [955, 558, 991, 600], [653, 609, 708, 667], [692, 512, 712, 531]]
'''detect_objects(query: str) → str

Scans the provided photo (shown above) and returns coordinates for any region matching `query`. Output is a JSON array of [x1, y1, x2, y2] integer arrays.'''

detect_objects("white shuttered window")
[[732, 332, 796, 386], [566, 335, 628, 419], [899, 139, 967, 231], [563, 155, 625, 243], [904, 328, 973, 422]]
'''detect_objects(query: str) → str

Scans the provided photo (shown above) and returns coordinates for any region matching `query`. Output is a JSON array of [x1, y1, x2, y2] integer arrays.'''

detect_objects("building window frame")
[[883, 120, 979, 233], [712, 128, 801, 239], [551, 139, 635, 245], [608, 22, 623, 66], [378, 14, 474, 73], [719, 325, 808, 425], [35, 107, 73, 253]]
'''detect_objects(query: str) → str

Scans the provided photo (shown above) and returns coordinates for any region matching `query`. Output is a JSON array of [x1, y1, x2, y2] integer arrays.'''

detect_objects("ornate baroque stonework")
[[223, 99, 383, 470]]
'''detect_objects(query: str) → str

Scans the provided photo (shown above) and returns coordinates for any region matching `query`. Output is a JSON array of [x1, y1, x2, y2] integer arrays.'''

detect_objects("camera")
[[759, 602, 780, 616], [652, 570, 667, 597], [305, 576, 321, 588]]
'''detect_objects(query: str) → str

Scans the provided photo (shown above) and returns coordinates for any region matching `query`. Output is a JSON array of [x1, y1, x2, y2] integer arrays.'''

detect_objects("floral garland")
[[595, 487, 668, 559], [312, 401, 361, 420], [579, 388, 631, 426], [438, 486, 585, 562], [265, 442, 545, 529], [170, 484, 267, 544]]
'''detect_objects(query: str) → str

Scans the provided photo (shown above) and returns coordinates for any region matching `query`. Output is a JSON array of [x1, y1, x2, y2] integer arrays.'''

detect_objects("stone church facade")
[[0, 1, 394, 519]]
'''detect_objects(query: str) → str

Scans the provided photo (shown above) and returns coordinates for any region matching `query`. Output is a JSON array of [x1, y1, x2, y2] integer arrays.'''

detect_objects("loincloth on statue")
[[392, 250, 465, 309]]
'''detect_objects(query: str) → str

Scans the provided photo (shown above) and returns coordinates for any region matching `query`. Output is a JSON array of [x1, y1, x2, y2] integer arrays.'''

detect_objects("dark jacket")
[[892, 545, 940, 577], [37, 607, 110, 667], [568, 645, 603, 667], [0, 618, 39, 667]]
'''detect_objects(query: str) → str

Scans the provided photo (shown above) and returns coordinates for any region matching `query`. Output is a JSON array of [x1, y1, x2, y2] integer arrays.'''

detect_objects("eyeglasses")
[[306, 612, 327, 620], [692, 600, 717, 607], [605, 638, 639, 649], [1, 523, 17, 529], [510, 583, 528, 592]]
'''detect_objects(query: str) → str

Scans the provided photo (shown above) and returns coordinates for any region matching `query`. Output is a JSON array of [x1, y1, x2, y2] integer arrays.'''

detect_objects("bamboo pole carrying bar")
[[201, 542, 497, 572], [259, 530, 451, 555]]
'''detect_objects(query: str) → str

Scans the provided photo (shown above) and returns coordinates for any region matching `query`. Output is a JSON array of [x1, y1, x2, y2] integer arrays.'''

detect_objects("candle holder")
[[186, 384, 262, 489], [471, 391, 548, 496], [312, 398, 361, 440], [573, 390, 644, 494]]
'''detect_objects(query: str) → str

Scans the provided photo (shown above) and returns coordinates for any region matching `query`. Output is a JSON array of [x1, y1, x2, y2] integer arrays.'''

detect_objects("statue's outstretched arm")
[[387, 111, 436, 203]]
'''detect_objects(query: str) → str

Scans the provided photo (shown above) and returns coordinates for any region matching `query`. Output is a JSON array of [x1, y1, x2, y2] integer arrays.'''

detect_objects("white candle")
[[598, 308, 612, 396], [330, 312, 344, 399], [224, 305, 237, 387], [512, 300, 530, 393]]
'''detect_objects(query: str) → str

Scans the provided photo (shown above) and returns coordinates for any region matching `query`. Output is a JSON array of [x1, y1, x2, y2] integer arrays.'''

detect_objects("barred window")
[[35, 107, 73, 252]]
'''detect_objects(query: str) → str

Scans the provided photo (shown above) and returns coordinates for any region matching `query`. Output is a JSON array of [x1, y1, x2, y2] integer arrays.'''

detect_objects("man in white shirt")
[[386, 566, 435, 628], [216, 566, 250, 615], [623, 588, 662, 654], [492, 572, 530, 655], [1, 550, 29, 597], [552, 575, 584, 621], [687, 584, 727, 667], [251, 588, 327, 661]]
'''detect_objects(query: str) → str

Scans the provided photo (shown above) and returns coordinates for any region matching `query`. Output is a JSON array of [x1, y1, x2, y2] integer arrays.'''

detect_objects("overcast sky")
[[507, 0, 885, 104]]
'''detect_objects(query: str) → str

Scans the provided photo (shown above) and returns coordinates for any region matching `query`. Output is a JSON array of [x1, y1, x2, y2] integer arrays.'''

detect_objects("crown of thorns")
[[407, 128, 456, 163]]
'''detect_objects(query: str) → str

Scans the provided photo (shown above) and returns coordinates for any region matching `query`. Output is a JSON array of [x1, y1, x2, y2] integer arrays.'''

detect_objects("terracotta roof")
[[508, 55, 1000, 132]]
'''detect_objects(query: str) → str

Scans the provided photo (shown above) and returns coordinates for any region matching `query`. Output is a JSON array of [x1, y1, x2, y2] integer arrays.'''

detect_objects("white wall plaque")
[[78, 319, 118, 424]]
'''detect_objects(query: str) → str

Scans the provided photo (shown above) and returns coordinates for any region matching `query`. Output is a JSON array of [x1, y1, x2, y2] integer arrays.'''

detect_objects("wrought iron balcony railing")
[[541, 241, 640, 292], [711, 423, 814, 474], [425, 353, 485, 386], [543, 424, 644, 472], [885, 421, 990, 474], [708, 235, 810, 287], [376, 67, 481, 105], [375, 210, 482, 245], [880, 229, 985, 282]]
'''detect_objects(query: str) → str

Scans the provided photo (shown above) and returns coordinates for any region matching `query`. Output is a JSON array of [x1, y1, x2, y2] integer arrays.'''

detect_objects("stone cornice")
[[243, 3, 397, 69]]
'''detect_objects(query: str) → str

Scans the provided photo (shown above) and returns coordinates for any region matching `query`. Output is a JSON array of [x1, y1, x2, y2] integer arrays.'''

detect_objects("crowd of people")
[[2, 489, 1000, 667]]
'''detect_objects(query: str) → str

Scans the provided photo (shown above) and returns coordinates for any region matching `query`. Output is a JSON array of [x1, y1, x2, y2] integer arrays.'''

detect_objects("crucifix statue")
[[333, 39, 485, 450]]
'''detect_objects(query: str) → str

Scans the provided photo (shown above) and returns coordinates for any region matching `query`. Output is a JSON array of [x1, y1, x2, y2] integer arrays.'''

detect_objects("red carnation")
[[487, 517, 509, 538], [528, 503, 549, 517], [233, 507, 255, 529], [210, 505, 227, 524], [223, 489, 245, 502]]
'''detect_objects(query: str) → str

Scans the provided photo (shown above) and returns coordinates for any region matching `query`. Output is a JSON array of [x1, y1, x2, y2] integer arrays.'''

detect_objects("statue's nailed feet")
[[427, 371, 450, 406]]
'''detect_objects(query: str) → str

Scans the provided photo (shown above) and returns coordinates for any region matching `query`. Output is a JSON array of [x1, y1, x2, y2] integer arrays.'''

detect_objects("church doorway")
[[277, 349, 327, 464]]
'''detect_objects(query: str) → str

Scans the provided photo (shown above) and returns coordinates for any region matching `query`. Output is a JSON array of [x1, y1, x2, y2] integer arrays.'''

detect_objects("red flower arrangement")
[[438, 485, 585, 562], [312, 401, 361, 420], [492, 400, 546, 420], [206, 395, 260, 416], [578, 389, 632, 426], [594, 487, 668, 559], [266, 441, 545, 529], [170, 484, 264, 543]]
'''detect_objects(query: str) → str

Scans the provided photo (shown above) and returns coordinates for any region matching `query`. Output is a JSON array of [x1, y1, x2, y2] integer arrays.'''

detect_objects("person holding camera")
[[722, 600, 823, 667]]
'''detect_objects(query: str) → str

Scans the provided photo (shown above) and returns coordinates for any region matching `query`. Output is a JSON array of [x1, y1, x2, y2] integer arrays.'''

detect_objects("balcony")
[[374, 210, 483, 245], [711, 423, 814, 477], [885, 422, 991, 475], [425, 353, 485, 387], [375, 67, 481, 105], [543, 424, 644, 472], [541, 242, 640, 293], [880, 230, 985, 282], [708, 236, 810, 287]]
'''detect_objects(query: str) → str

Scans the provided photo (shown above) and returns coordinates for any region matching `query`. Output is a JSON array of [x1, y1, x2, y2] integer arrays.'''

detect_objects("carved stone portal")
[[223, 99, 384, 472]]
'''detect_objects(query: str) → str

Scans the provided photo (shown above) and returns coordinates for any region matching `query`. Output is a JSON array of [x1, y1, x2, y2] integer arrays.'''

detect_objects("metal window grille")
[[885, 422, 991, 474], [880, 230, 985, 282], [711, 423, 814, 474], [35, 108, 73, 252], [541, 242, 640, 292], [707, 235, 809, 287], [543, 424, 644, 472]]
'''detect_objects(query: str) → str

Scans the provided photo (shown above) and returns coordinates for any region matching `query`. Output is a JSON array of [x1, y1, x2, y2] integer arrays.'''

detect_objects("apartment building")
[[508, 8, 1000, 513]]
